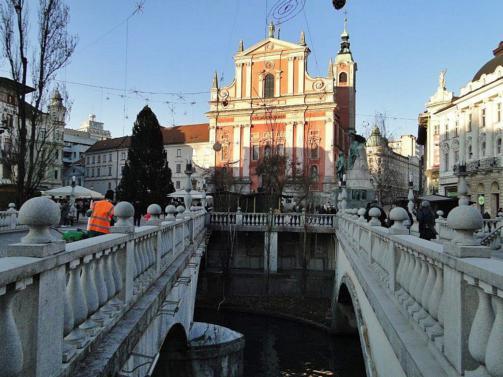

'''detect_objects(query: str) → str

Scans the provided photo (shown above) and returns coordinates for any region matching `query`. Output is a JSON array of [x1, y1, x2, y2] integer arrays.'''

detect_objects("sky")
[[7, 0, 502, 139]]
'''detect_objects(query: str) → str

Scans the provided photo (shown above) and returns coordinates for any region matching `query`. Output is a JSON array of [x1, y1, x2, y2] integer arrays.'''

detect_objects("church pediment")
[[238, 38, 307, 57]]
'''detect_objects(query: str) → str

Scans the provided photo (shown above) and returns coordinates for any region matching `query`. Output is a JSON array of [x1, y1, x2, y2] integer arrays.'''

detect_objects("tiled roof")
[[161, 123, 209, 144], [84, 123, 209, 153], [85, 136, 130, 153]]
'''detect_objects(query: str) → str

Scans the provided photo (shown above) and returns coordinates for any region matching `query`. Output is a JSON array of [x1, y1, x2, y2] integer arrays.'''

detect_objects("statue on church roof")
[[439, 69, 447, 90]]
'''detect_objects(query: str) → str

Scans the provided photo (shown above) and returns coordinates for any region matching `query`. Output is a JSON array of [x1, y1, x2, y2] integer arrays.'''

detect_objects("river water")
[[194, 308, 366, 377]]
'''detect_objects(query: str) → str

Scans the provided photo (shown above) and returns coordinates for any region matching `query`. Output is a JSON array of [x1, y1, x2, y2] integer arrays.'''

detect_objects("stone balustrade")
[[0, 197, 206, 377], [0, 203, 25, 232], [209, 211, 336, 233], [337, 207, 503, 377]]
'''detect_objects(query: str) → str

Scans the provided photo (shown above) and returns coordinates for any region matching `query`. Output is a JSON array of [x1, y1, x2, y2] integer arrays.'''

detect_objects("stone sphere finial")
[[389, 207, 408, 231], [436, 210, 444, 220], [8, 202, 15, 209], [447, 206, 483, 246], [165, 205, 177, 221], [114, 201, 134, 227], [176, 205, 185, 219], [358, 208, 366, 222], [147, 204, 162, 217], [368, 207, 381, 226], [6, 202, 16, 213], [18, 197, 60, 243]]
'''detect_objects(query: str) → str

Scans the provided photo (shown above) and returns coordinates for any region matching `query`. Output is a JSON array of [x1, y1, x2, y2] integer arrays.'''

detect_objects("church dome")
[[366, 126, 385, 147], [472, 41, 503, 82]]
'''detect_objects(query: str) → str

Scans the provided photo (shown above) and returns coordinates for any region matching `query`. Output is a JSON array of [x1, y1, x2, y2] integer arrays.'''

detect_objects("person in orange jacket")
[[87, 191, 114, 237]]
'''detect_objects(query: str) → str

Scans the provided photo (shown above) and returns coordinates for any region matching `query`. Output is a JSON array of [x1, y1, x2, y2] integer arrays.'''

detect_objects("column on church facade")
[[297, 56, 305, 94], [245, 61, 252, 98], [233, 125, 241, 176], [285, 122, 294, 178], [235, 63, 242, 99], [274, 70, 281, 97], [258, 72, 264, 98], [324, 119, 334, 179], [287, 57, 294, 95], [295, 121, 304, 170], [242, 124, 251, 179]]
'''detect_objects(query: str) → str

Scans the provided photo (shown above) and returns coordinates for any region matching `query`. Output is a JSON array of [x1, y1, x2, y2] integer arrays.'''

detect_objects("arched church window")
[[264, 74, 274, 98], [264, 144, 272, 158], [339, 72, 348, 84]]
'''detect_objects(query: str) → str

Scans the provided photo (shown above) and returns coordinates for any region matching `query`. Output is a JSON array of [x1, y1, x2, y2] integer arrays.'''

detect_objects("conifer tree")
[[117, 106, 174, 211]]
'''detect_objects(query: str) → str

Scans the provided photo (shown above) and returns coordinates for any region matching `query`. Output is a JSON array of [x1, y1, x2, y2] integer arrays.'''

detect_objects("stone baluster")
[[486, 294, 503, 376], [81, 255, 99, 318], [415, 261, 436, 322], [112, 246, 123, 293], [0, 286, 24, 376], [65, 259, 89, 348], [104, 250, 117, 300], [466, 281, 494, 376], [94, 252, 109, 308]]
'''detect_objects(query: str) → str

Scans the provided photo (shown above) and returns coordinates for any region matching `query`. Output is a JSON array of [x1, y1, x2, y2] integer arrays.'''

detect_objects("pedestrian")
[[87, 191, 115, 237], [133, 200, 142, 227], [60, 200, 69, 226], [483, 211, 491, 219], [498, 208, 503, 218], [417, 200, 436, 240]]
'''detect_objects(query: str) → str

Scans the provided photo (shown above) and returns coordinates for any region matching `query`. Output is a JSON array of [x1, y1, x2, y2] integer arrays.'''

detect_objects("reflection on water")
[[195, 308, 366, 377]]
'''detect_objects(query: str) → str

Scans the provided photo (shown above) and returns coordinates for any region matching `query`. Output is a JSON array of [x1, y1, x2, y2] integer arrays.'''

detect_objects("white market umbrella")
[[41, 185, 104, 199]]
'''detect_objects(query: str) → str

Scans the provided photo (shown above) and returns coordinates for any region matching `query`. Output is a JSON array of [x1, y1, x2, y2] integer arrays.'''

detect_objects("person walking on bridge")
[[87, 191, 115, 237]]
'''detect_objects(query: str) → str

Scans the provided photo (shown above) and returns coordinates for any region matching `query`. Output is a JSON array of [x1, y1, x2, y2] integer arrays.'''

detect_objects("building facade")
[[83, 124, 212, 195], [207, 22, 356, 198], [366, 126, 420, 205], [389, 134, 420, 158], [62, 115, 111, 187], [77, 114, 111, 140], [0, 77, 65, 190], [423, 41, 503, 215]]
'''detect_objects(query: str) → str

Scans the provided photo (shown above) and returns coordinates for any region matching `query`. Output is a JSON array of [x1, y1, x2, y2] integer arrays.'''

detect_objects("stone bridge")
[[0, 198, 207, 377], [208, 194, 503, 375], [2, 176, 503, 377]]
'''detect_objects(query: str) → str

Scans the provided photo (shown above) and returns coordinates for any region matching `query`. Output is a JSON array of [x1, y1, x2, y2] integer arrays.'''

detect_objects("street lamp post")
[[184, 160, 194, 214]]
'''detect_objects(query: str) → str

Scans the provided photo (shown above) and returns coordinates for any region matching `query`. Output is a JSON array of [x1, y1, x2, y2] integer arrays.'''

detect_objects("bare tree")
[[0, 0, 77, 204]]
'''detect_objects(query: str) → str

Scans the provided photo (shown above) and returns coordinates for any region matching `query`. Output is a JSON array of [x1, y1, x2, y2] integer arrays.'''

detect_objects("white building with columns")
[[424, 41, 503, 216]]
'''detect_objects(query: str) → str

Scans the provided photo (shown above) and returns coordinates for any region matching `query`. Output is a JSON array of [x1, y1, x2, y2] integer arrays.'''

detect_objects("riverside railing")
[[0, 198, 206, 377], [337, 205, 503, 377]]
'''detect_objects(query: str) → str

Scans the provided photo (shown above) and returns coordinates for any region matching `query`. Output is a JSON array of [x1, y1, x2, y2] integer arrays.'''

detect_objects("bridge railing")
[[337, 206, 503, 377], [0, 198, 206, 377], [0, 204, 25, 232], [209, 211, 336, 229]]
